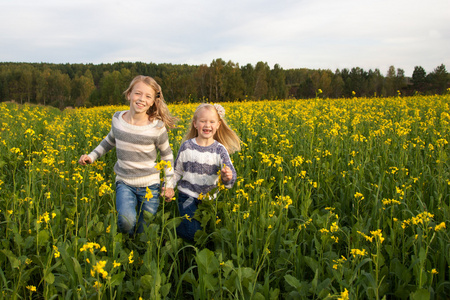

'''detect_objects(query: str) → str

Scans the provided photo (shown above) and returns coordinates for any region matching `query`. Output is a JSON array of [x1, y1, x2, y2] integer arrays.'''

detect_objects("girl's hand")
[[78, 154, 92, 165], [220, 165, 232, 183], [162, 187, 175, 202]]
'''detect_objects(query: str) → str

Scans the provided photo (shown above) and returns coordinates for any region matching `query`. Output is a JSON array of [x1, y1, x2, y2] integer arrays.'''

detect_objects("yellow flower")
[[80, 242, 101, 253], [435, 222, 446, 232], [53, 245, 60, 258], [129, 251, 134, 264], [350, 248, 367, 257], [106, 225, 111, 233], [243, 212, 249, 219], [113, 260, 121, 268], [144, 187, 153, 201], [354, 192, 364, 199], [330, 222, 339, 233], [92, 260, 108, 278], [26, 285, 37, 292], [338, 288, 349, 300]]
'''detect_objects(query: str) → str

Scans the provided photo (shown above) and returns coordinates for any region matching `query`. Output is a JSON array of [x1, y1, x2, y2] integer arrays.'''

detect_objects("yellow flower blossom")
[[338, 288, 349, 300], [435, 222, 446, 231], [350, 248, 367, 257], [330, 222, 339, 233], [26, 285, 37, 292], [53, 245, 60, 258], [92, 260, 108, 278], [145, 186, 153, 201], [129, 251, 134, 264]]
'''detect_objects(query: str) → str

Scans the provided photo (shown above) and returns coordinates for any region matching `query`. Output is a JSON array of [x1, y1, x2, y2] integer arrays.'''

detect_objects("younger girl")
[[170, 103, 240, 242], [78, 75, 177, 236]]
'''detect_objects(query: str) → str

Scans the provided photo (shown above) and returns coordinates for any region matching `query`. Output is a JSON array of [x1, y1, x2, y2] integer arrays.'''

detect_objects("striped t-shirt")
[[88, 111, 175, 188], [172, 138, 237, 199]]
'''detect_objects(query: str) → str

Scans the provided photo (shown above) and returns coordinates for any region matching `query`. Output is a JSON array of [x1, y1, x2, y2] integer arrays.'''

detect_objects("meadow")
[[0, 95, 449, 299]]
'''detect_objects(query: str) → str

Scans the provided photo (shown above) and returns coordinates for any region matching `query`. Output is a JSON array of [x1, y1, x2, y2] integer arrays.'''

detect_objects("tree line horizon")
[[0, 60, 448, 109]]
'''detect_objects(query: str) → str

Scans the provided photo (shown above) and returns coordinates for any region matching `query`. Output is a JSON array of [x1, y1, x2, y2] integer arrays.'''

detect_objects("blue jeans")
[[115, 181, 160, 235], [176, 192, 202, 242]]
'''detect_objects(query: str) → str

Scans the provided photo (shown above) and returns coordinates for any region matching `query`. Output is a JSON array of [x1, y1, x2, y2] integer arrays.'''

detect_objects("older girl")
[[78, 75, 177, 236]]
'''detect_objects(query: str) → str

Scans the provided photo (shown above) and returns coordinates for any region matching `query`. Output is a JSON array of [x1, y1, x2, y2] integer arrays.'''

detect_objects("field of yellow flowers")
[[0, 95, 449, 299]]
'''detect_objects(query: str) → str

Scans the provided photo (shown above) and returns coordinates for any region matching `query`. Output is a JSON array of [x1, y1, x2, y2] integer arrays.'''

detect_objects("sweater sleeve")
[[166, 141, 186, 188], [87, 130, 116, 163], [157, 126, 176, 188], [220, 145, 237, 189]]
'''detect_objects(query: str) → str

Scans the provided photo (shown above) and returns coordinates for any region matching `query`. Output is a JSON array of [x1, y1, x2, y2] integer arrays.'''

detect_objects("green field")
[[0, 95, 449, 299]]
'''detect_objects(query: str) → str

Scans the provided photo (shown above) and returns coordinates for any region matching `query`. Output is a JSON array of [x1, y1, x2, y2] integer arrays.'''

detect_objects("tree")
[[412, 66, 427, 93], [385, 66, 397, 96], [240, 63, 255, 100], [253, 61, 270, 100], [194, 64, 210, 101], [222, 60, 245, 101], [72, 70, 95, 107], [269, 64, 287, 99], [331, 70, 344, 98], [428, 64, 448, 94], [209, 59, 225, 102]]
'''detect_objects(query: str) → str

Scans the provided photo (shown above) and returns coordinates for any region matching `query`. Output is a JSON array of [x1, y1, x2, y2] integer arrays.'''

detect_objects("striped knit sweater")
[[172, 138, 237, 199], [87, 111, 175, 188]]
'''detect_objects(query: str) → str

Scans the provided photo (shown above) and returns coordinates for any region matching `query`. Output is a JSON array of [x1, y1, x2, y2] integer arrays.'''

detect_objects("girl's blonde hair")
[[184, 103, 241, 154], [123, 75, 178, 129]]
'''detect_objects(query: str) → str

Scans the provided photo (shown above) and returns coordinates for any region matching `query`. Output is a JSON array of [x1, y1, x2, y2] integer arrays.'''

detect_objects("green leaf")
[[140, 274, 153, 290], [0, 249, 20, 269], [410, 288, 430, 300], [303, 256, 319, 273], [110, 272, 125, 287], [161, 283, 171, 297], [203, 273, 218, 292], [44, 271, 55, 284], [196, 248, 219, 275], [253, 292, 266, 300], [38, 229, 50, 246], [284, 274, 302, 290]]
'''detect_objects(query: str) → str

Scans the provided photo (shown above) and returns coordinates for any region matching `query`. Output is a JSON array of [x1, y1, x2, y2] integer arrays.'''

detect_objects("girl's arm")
[[220, 146, 237, 188], [78, 154, 93, 165]]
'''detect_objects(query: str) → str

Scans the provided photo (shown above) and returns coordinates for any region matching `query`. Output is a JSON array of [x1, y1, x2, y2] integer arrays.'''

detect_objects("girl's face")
[[194, 107, 220, 144], [127, 81, 156, 114]]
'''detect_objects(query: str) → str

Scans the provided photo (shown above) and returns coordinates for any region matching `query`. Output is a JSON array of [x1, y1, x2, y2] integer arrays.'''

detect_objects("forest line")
[[0, 60, 448, 109]]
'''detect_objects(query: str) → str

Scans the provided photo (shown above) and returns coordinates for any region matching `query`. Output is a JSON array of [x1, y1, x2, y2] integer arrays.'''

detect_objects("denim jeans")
[[176, 192, 202, 242], [115, 181, 160, 235]]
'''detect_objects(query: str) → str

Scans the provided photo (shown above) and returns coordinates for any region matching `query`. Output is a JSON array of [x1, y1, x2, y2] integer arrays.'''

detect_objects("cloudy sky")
[[1, 0, 449, 76]]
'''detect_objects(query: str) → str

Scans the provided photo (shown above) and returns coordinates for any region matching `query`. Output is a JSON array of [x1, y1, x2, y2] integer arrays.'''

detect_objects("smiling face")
[[193, 106, 221, 145], [127, 81, 156, 115]]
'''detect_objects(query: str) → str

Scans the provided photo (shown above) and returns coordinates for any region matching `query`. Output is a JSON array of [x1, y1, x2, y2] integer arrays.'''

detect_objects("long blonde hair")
[[123, 75, 178, 129], [184, 103, 241, 154]]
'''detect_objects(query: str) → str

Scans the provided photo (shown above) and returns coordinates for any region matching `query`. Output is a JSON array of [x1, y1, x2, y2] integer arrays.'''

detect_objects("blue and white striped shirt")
[[172, 138, 237, 199]]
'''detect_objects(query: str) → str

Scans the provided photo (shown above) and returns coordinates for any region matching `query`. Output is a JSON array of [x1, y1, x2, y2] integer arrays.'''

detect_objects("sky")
[[1, 0, 449, 76]]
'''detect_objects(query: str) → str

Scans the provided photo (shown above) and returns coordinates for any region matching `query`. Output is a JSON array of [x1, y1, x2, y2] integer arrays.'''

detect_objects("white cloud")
[[0, 0, 449, 75]]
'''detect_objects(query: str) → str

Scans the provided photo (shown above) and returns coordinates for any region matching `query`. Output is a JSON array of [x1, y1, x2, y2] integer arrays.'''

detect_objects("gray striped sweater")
[[87, 111, 175, 188], [171, 138, 237, 199]]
